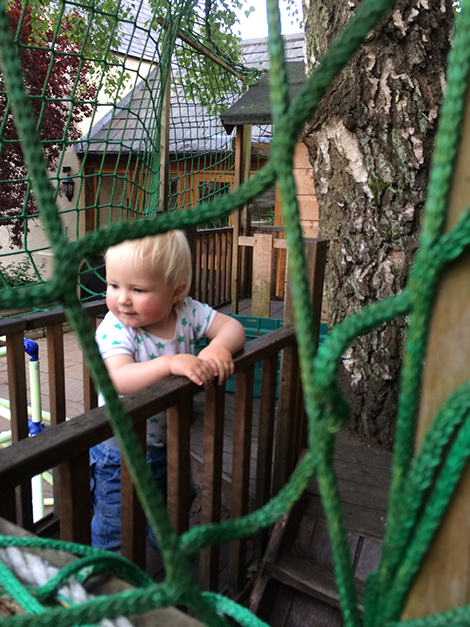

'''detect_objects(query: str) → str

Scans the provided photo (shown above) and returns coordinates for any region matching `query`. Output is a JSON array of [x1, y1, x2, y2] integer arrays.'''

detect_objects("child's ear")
[[172, 282, 187, 303]]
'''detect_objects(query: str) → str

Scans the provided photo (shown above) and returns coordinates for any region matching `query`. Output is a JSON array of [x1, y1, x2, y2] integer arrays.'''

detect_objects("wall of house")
[[273, 140, 318, 237]]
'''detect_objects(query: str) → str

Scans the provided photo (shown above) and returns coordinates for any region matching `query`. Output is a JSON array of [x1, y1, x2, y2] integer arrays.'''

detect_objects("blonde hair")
[[105, 230, 192, 302]]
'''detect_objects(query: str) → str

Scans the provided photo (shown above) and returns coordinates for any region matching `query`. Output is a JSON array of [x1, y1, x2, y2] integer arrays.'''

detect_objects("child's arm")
[[103, 352, 215, 395], [198, 313, 246, 384]]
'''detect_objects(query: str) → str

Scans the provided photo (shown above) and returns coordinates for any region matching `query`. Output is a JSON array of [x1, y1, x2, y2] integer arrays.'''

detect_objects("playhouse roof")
[[220, 60, 307, 133]]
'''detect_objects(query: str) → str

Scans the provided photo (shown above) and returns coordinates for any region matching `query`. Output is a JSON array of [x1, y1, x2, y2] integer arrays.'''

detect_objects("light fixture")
[[62, 166, 75, 202]]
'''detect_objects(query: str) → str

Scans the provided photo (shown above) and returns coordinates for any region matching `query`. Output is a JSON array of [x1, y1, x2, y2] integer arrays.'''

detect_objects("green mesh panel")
[[0, 0, 248, 304], [1, 0, 470, 626]]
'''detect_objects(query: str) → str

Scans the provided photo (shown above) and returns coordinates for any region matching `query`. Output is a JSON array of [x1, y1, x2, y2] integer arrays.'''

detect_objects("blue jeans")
[[89, 442, 168, 551]]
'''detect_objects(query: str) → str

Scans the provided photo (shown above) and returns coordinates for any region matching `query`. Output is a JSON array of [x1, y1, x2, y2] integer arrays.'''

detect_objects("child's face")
[[105, 256, 184, 334]]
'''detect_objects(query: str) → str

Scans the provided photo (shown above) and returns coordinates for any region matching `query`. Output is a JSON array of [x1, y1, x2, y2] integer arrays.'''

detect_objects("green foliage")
[[0, 258, 42, 289], [9, 0, 263, 101]]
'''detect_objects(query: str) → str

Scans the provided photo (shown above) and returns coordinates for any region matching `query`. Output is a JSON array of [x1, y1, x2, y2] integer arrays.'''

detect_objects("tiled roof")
[[114, 0, 159, 61], [77, 32, 305, 157], [241, 32, 304, 69]]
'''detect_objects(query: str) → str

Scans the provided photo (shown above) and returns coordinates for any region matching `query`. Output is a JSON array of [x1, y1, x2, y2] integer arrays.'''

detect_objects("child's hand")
[[167, 354, 215, 389], [197, 344, 235, 385]]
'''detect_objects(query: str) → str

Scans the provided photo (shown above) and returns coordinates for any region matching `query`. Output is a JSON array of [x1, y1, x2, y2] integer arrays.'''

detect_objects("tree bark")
[[302, 0, 453, 447]]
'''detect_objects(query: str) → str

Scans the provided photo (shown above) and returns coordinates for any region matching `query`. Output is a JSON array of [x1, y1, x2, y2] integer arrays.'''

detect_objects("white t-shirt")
[[95, 297, 217, 448]]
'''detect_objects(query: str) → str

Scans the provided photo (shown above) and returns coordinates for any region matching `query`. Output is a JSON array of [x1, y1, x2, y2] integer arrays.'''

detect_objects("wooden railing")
[[193, 227, 233, 309], [0, 304, 302, 596]]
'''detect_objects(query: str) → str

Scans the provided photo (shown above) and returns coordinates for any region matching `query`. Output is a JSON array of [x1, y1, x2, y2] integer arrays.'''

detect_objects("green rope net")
[[1, 0, 470, 625]]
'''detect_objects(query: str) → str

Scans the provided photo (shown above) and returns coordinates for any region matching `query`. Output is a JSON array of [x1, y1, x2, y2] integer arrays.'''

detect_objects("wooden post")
[[252, 233, 273, 318], [7, 332, 33, 530], [273, 239, 327, 494], [159, 73, 171, 212], [231, 124, 252, 313], [121, 421, 147, 570], [403, 83, 470, 618]]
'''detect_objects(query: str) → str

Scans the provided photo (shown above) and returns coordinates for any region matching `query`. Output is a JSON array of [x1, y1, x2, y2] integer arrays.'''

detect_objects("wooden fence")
[[0, 302, 303, 595], [193, 227, 233, 309]]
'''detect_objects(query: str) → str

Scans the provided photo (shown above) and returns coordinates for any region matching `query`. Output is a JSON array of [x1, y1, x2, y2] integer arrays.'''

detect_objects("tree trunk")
[[302, 0, 453, 447]]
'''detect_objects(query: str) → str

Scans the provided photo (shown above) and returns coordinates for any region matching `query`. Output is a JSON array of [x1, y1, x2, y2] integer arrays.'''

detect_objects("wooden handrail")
[[0, 325, 296, 491], [0, 323, 298, 591]]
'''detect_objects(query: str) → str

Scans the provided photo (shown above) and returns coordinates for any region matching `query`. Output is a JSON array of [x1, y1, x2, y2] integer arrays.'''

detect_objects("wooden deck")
[[249, 430, 392, 625]]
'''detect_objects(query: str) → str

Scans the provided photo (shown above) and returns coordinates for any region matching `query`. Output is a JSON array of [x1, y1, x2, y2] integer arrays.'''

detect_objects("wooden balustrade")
[[193, 227, 233, 308], [0, 307, 299, 595]]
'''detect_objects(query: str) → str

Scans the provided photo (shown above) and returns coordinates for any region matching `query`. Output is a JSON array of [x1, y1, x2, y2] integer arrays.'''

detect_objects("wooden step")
[[264, 554, 365, 612]]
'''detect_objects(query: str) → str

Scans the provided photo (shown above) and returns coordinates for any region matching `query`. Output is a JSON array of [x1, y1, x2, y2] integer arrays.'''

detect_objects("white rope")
[[0, 547, 134, 627]]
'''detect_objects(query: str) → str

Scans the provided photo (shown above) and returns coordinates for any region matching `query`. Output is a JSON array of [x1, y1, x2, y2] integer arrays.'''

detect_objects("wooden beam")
[[155, 17, 245, 80], [403, 84, 470, 618], [159, 73, 171, 212], [7, 332, 33, 530]]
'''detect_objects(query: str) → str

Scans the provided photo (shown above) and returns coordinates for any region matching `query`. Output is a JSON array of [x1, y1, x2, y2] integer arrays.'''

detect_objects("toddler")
[[90, 229, 246, 551]]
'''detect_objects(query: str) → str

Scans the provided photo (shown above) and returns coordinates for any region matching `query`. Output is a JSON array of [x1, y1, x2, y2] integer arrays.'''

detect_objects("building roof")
[[115, 0, 159, 61], [220, 60, 306, 133], [241, 32, 304, 69], [77, 32, 305, 158]]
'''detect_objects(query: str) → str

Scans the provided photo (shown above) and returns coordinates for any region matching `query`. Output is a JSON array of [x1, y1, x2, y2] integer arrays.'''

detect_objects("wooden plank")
[[334, 429, 393, 470], [208, 233, 216, 306], [0, 490, 17, 524], [252, 233, 273, 318], [293, 169, 315, 195], [238, 235, 287, 250], [294, 141, 313, 170], [215, 230, 222, 306], [305, 494, 387, 539], [231, 125, 243, 314], [308, 471, 390, 513], [155, 16, 245, 80], [200, 385, 225, 591], [220, 232, 227, 303], [274, 239, 327, 491], [228, 366, 254, 595], [201, 234, 209, 305], [254, 354, 279, 559], [265, 584, 293, 627], [273, 345, 299, 494], [286, 590, 343, 627], [403, 80, 470, 621], [83, 315, 97, 412], [306, 519, 359, 571], [121, 420, 147, 570], [59, 450, 91, 545], [195, 234, 202, 301], [167, 397, 192, 534], [354, 537, 382, 585], [47, 323, 66, 518], [265, 555, 366, 612], [226, 230, 233, 302], [84, 169, 97, 233], [47, 324, 66, 425], [6, 332, 33, 530], [240, 125, 252, 298]]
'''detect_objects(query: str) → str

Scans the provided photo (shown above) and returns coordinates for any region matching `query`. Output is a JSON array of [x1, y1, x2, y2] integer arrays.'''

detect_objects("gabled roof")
[[76, 69, 162, 156], [114, 0, 159, 61], [77, 32, 305, 158], [220, 60, 306, 133]]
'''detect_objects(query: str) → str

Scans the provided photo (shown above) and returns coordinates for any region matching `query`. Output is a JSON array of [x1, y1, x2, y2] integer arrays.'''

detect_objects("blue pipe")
[[23, 339, 44, 434], [23, 338, 39, 362]]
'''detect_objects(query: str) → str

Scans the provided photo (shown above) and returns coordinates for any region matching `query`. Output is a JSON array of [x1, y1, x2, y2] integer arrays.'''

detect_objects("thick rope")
[[1, 0, 470, 625]]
